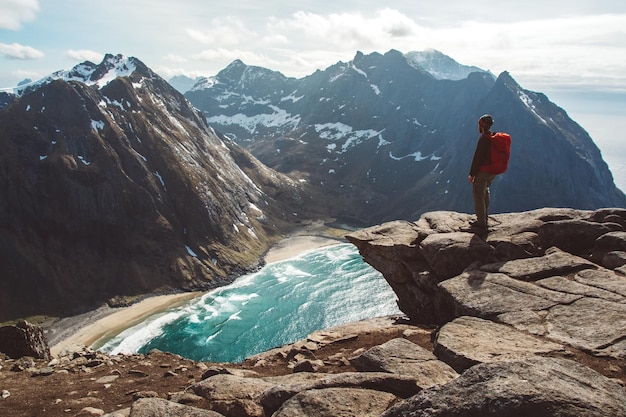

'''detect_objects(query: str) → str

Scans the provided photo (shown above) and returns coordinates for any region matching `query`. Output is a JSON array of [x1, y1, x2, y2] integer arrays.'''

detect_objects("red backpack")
[[480, 132, 511, 174]]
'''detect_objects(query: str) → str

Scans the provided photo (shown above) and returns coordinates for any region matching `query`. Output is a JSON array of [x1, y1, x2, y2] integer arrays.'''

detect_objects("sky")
[[1, 0, 626, 187]]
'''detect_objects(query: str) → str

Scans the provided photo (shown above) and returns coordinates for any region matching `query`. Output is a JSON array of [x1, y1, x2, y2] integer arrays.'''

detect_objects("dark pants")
[[472, 171, 497, 226]]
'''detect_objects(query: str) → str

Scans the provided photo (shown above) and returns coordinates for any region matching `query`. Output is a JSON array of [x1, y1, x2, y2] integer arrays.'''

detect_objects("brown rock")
[[0, 321, 50, 360], [273, 387, 397, 417]]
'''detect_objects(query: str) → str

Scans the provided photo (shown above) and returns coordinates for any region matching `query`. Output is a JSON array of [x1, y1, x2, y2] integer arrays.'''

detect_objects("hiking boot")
[[469, 220, 487, 229]]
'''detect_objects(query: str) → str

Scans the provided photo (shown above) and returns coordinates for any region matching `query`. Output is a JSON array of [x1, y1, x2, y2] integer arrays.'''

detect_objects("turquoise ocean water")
[[98, 243, 401, 363]]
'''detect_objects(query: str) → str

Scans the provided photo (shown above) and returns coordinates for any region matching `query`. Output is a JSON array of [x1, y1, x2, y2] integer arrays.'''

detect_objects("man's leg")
[[472, 172, 495, 226]]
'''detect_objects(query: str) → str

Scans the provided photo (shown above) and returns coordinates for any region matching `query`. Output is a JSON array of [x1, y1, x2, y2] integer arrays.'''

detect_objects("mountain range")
[[0, 50, 624, 321], [184, 49, 626, 223]]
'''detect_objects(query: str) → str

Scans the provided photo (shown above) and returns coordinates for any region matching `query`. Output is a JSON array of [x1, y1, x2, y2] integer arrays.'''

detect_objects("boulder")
[[191, 374, 276, 417], [349, 338, 458, 387], [420, 232, 494, 278], [273, 387, 396, 417], [603, 250, 626, 269], [123, 398, 222, 417], [382, 357, 626, 417], [593, 231, 626, 262], [537, 219, 613, 255], [259, 372, 420, 416], [0, 321, 50, 360]]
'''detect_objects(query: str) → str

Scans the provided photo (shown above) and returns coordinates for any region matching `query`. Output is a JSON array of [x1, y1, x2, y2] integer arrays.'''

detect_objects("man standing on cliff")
[[468, 114, 497, 229]]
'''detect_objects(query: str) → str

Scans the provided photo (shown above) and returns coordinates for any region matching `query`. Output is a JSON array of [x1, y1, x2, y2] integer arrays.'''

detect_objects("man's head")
[[478, 114, 494, 133]]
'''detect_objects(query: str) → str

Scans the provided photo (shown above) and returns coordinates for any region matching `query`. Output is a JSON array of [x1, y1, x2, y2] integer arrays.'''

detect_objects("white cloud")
[[251, 10, 626, 92], [0, 42, 44, 59], [0, 0, 39, 30], [267, 9, 423, 51], [66, 49, 103, 63], [163, 54, 188, 63], [186, 17, 257, 46]]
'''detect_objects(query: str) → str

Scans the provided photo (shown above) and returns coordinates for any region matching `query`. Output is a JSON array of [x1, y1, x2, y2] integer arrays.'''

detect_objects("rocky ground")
[[0, 315, 624, 417], [2, 208, 626, 416], [0, 317, 434, 417]]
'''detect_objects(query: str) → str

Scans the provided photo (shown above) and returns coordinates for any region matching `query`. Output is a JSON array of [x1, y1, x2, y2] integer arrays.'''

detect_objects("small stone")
[[1, 390, 10, 399], [293, 359, 325, 373], [75, 406, 105, 416], [31, 366, 55, 377], [95, 375, 119, 384], [132, 391, 159, 401], [128, 369, 149, 377]]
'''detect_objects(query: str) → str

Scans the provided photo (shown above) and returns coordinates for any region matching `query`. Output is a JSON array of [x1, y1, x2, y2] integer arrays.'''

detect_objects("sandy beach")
[[48, 234, 343, 357], [264, 235, 342, 264]]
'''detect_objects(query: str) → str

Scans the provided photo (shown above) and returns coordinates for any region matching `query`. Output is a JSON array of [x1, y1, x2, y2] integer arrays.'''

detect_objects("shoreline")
[[48, 234, 344, 357]]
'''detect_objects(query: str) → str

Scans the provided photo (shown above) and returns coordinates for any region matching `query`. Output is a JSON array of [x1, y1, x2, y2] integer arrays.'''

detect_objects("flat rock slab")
[[574, 269, 626, 298], [537, 298, 626, 356], [439, 270, 580, 319], [382, 357, 626, 417], [440, 270, 626, 357], [434, 316, 564, 372], [349, 338, 458, 388], [537, 276, 626, 303], [192, 374, 276, 417], [480, 247, 597, 281], [126, 398, 223, 417], [273, 387, 397, 417], [260, 372, 421, 416]]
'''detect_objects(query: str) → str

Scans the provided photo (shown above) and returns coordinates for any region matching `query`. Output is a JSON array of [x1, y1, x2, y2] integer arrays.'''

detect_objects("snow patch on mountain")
[[189, 76, 219, 91], [518, 90, 549, 125], [314, 122, 382, 153], [207, 108, 301, 135], [389, 150, 442, 162], [281, 92, 304, 103]]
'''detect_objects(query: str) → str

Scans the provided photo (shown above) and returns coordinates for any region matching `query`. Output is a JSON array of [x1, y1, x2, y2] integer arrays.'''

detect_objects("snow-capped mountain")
[[405, 49, 488, 80], [0, 54, 303, 321], [15, 54, 139, 94], [185, 49, 626, 223]]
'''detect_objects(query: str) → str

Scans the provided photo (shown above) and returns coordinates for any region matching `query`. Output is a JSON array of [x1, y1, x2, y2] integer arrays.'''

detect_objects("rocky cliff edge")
[[1, 208, 626, 416]]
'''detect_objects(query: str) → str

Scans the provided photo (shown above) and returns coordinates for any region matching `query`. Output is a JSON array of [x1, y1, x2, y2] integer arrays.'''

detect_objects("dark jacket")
[[469, 133, 492, 176]]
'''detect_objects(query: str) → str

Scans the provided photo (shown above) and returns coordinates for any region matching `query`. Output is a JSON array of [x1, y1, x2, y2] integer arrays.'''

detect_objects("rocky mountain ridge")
[[1, 207, 625, 416], [0, 54, 304, 322], [185, 49, 626, 223]]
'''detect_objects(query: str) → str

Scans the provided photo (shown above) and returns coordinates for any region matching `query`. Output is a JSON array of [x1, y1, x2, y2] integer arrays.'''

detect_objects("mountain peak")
[[405, 49, 488, 80], [17, 54, 147, 95]]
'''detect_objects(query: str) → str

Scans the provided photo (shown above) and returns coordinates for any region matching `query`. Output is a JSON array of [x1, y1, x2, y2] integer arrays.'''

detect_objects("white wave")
[[101, 310, 183, 355], [228, 311, 242, 321], [205, 330, 222, 344]]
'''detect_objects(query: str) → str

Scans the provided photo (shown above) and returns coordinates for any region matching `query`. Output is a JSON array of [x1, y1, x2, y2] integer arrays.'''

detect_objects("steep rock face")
[[0, 55, 302, 321], [186, 50, 626, 224], [346, 208, 626, 359]]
